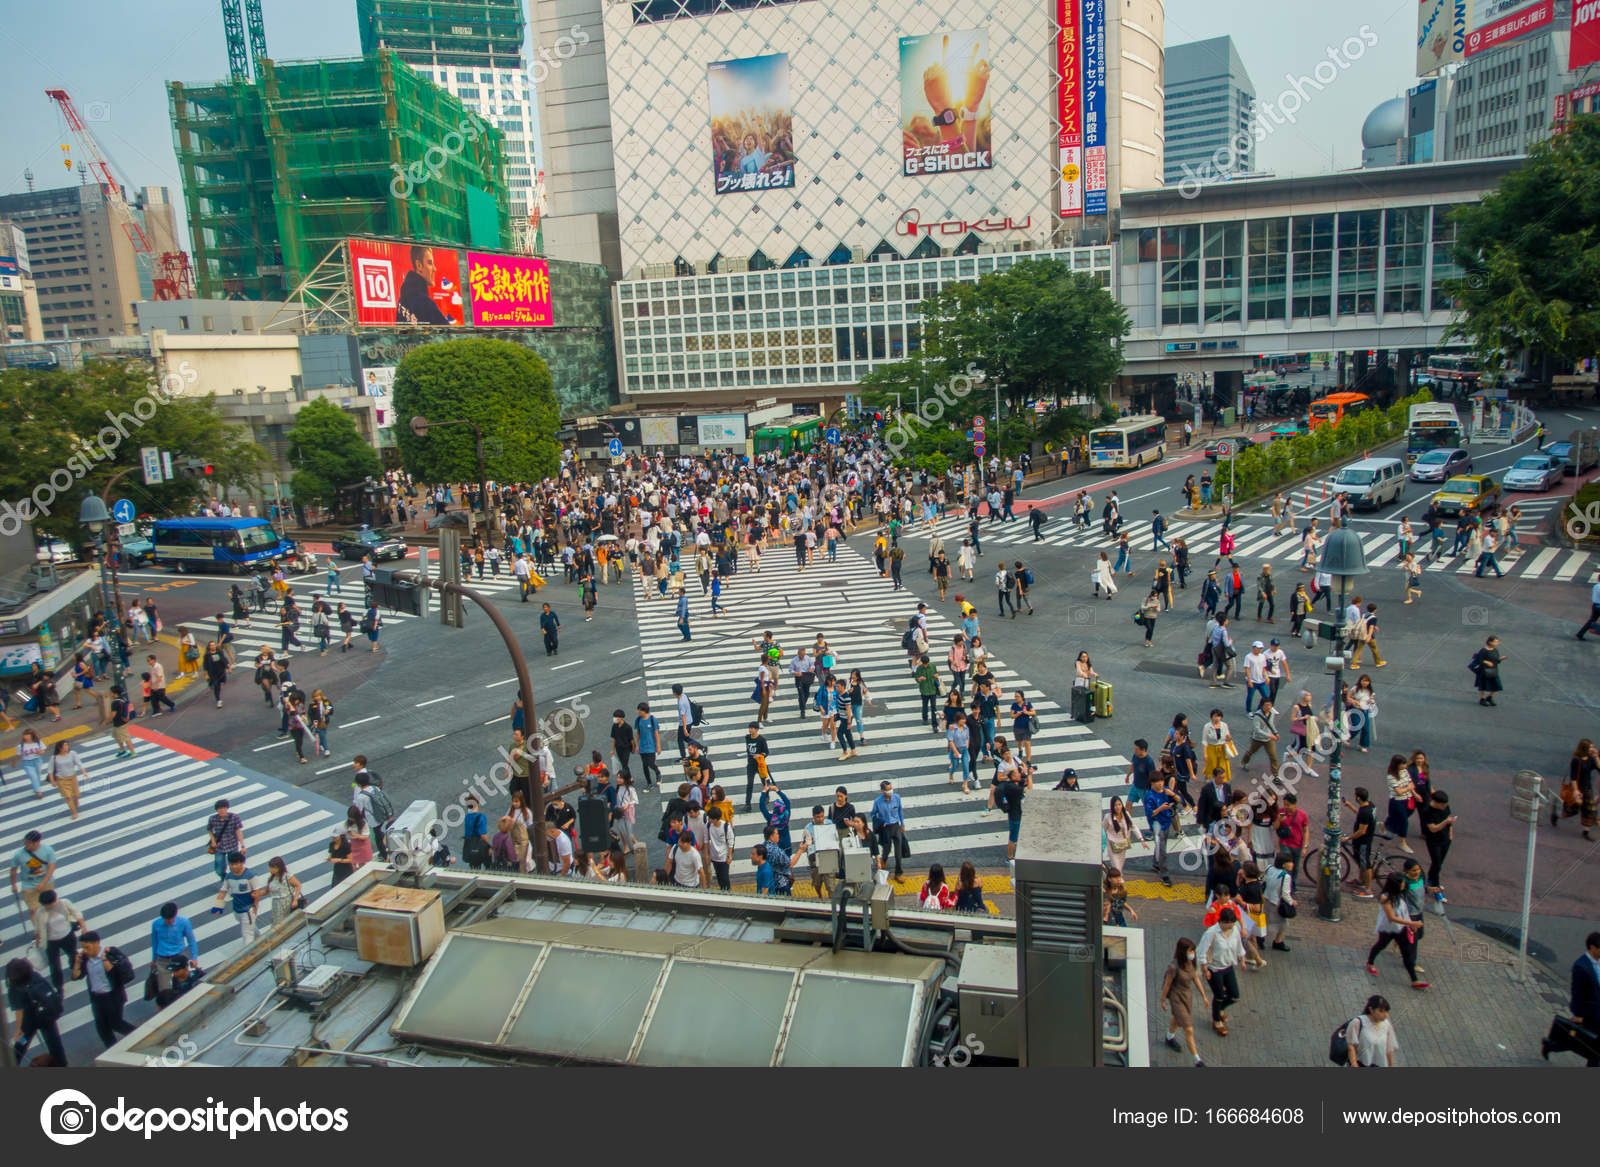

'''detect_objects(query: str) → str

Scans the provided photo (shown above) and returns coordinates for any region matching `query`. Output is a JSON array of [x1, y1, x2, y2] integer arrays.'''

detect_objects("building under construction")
[[169, 50, 510, 301]]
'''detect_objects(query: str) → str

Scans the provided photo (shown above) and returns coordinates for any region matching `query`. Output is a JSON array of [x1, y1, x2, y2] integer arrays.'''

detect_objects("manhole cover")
[[1134, 661, 1206, 679], [812, 578, 848, 588]]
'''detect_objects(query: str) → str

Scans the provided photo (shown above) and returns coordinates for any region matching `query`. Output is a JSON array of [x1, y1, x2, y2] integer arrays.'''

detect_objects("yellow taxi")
[[1430, 474, 1502, 516]]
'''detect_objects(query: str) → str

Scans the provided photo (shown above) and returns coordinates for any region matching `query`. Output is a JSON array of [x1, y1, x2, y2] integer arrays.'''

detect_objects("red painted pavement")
[[128, 724, 218, 760]]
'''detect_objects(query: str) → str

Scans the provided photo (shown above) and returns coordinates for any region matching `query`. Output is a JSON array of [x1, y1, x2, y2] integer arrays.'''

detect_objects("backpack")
[[689, 700, 705, 727], [28, 975, 63, 1022], [107, 946, 137, 989], [1020, 569, 1034, 588], [366, 783, 397, 823], [1329, 1016, 1359, 1065], [901, 627, 916, 651]]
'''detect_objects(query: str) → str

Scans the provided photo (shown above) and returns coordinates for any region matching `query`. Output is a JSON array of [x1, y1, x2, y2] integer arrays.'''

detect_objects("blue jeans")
[[1114, 548, 1131, 574], [850, 703, 864, 737], [949, 746, 972, 785], [827, 539, 837, 562], [978, 717, 997, 757], [326, 573, 341, 594], [1474, 552, 1502, 578], [1201, 485, 1213, 504], [20, 757, 43, 794], [1245, 681, 1270, 712], [1153, 532, 1172, 552]]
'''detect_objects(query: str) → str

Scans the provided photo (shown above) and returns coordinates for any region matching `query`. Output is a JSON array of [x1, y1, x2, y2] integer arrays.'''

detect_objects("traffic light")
[[202, 464, 213, 477]]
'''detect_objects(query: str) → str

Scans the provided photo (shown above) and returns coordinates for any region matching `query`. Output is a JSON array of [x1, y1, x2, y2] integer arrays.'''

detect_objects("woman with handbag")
[[1560, 738, 1598, 839], [178, 629, 200, 678], [1265, 852, 1298, 952], [48, 740, 88, 820], [1009, 690, 1037, 766], [1366, 873, 1429, 990], [1101, 796, 1144, 874], [264, 857, 304, 922], [1382, 753, 1416, 854]]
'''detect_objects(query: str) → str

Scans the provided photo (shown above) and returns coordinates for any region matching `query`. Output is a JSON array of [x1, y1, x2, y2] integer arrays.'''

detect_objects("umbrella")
[[596, 534, 619, 543]]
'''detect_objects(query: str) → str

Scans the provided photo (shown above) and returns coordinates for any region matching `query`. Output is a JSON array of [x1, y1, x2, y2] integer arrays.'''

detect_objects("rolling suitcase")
[[1071, 685, 1093, 723], [1092, 679, 1113, 719]]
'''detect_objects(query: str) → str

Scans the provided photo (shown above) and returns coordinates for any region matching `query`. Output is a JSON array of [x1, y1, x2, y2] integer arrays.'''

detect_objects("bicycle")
[[1302, 830, 1408, 888]]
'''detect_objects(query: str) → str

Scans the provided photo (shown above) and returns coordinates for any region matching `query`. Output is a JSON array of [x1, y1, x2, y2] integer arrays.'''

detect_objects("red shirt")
[[1279, 808, 1309, 851]]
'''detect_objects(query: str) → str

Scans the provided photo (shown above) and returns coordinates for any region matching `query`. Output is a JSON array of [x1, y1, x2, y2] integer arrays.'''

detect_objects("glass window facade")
[[1160, 226, 1201, 326], [1246, 218, 1288, 321], [1201, 222, 1242, 325], [1336, 211, 1379, 316], [1431, 204, 1460, 312], [1290, 214, 1333, 319], [1382, 207, 1427, 314]]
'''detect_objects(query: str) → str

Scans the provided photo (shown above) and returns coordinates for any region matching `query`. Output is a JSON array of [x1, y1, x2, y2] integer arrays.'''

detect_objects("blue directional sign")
[[608, 437, 622, 457], [112, 499, 136, 524], [825, 427, 841, 444]]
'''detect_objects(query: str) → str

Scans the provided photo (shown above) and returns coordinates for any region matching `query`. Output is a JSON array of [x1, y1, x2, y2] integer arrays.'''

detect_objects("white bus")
[[1088, 414, 1168, 470], [1405, 402, 1462, 463]]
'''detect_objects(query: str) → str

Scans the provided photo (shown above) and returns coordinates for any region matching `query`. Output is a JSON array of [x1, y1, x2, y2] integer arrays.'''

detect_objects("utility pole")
[[1509, 770, 1547, 983]]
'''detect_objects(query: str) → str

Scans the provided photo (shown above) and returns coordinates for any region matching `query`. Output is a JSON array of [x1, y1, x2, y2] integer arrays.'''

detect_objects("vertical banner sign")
[[1082, 0, 1108, 216], [1553, 92, 1569, 131], [1572, 0, 1600, 70], [1057, 0, 1082, 218]]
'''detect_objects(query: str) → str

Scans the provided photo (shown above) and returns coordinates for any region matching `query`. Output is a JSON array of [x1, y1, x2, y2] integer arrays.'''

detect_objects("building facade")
[[357, 0, 541, 249], [1444, 2, 1571, 160], [1115, 159, 1523, 406], [1162, 36, 1254, 187], [534, 0, 1163, 278], [0, 219, 44, 343], [0, 185, 144, 340]]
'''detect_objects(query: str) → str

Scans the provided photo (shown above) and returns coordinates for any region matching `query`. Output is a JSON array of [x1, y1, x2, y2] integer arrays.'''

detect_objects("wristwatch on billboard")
[[931, 108, 958, 127]]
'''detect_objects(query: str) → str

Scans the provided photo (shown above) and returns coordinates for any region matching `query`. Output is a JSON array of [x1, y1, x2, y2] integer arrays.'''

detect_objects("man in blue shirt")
[[9, 831, 57, 912], [871, 779, 906, 880], [149, 901, 199, 1004], [633, 702, 662, 791], [757, 826, 794, 895], [1143, 775, 1179, 885]]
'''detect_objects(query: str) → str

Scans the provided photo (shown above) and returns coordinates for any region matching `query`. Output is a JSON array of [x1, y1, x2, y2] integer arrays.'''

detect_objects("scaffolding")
[[169, 50, 510, 301]]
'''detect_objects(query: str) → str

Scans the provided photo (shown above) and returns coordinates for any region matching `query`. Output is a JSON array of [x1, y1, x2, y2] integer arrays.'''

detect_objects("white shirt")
[[1244, 651, 1267, 684], [1196, 922, 1245, 970], [1349, 1014, 1398, 1066], [547, 829, 573, 873], [1265, 648, 1288, 678], [705, 818, 734, 863], [670, 843, 704, 887]]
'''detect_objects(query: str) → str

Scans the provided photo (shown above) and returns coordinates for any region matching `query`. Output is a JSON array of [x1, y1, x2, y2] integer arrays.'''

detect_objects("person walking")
[[71, 931, 136, 1049], [1542, 931, 1600, 1066], [633, 702, 662, 791], [1144, 774, 1179, 882], [1101, 796, 1144, 874], [1265, 852, 1298, 952], [1469, 635, 1504, 707], [1348, 603, 1387, 668], [1576, 573, 1600, 640], [871, 779, 906, 880], [1474, 529, 1506, 578], [7, 957, 67, 1066], [15, 728, 47, 799], [48, 740, 87, 819], [1366, 872, 1429, 989], [360, 602, 383, 653], [146, 654, 177, 714], [31, 888, 85, 993], [1137, 588, 1161, 647], [1418, 788, 1457, 893], [202, 642, 228, 708], [211, 851, 266, 947], [539, 602, 561, 656], [1255, 565, 1276, 623], [1093, 551, 1118, 599], [1012, 561, 1034, 615], [1342, 995, 1400, 1067], [1201, 710, 1234, 784], [1196, 907, 1246, 1036], [1160, 936, 1210, 1066], [1238, 699, 1281, 774]]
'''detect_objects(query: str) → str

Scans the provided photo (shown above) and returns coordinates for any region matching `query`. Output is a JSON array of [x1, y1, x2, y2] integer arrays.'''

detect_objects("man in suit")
[[1545, 931, 1600, 1065], [1195, 769, 1231, 832]]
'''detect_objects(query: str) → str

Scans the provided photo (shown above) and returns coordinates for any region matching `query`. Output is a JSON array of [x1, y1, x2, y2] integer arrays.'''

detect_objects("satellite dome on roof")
[[1361, 97, 1407, 149]]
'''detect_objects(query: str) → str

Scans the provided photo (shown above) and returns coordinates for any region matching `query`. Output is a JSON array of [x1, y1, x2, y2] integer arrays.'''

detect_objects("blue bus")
[[151, 517, 295, 574]]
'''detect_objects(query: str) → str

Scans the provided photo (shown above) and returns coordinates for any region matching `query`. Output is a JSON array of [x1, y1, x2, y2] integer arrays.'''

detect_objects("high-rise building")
[[0, 185, 144, 339], [132, 186, 182, 301], [357, 0, 539, 249], [170, 52, 511, 301], [1163, 36, 1255, 187], [1444, 1, 1574, 160], [0, 218, 45, 342]]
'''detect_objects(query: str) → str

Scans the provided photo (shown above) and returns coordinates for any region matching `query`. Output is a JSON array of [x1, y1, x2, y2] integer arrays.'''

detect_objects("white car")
[[35, 537, 75, 564], [1502, 454, 1562, 492]]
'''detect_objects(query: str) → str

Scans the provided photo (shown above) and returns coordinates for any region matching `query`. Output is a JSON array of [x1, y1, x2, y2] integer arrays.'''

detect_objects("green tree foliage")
[[1224, 389, 1433, 500], [917, 258, 1128, 416], [1447, 115, 1600, 369], [287, 398, 382, 511], [391, 338, 560, 484], [0, 361, 268, 542]]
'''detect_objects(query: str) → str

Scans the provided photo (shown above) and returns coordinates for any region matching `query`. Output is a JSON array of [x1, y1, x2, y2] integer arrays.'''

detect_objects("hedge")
[[1219, 389, 1435, 503]]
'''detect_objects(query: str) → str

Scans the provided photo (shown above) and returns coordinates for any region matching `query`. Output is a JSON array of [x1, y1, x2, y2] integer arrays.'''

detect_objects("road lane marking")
[[610, 646, 635, 654], [253, 739, 293, 751], [340, 715, 381, 729], [619, 675, 642, 684], [551, 659, 583, 670], [485, 677, 519, 688], [414, 695, 455, 707], [403, 734, 446, 750]]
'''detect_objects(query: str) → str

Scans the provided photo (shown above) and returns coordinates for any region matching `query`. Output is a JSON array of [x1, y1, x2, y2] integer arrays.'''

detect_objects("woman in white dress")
[[1101, 797, 1144, 873], [1093, 552, 1118, 599], [1344, 994, 1400, 1067]]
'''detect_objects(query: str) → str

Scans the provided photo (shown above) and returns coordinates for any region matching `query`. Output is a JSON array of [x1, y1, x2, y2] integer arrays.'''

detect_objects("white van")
[[1331, 457, 1406, 510]]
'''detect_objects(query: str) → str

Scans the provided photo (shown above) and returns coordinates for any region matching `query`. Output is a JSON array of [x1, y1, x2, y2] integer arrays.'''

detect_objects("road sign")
[[1215, 440, 1234, 458], [825, 426, 841, 444], [975, 442, 986, 457], [608, 437, 622, 457], [973, 415, 985, 429], [111, 499, 135, 524], [161, 451, 174, 483], [140, 447, 163, 486]]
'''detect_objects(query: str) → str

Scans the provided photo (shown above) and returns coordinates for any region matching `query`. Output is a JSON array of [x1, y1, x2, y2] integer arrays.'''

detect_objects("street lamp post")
[[410, 415, 497, 539], [78, 494, 127, 693], [1315, 522, 1369, 922]]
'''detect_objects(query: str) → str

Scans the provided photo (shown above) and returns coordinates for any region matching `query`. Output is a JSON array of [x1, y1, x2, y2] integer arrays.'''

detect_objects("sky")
[[0, 0, 1430, 251]]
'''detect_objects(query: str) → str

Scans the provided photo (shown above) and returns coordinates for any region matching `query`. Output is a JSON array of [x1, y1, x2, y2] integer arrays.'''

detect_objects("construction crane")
[[222, 0, 269, 82], [44, 88, 196, 300]]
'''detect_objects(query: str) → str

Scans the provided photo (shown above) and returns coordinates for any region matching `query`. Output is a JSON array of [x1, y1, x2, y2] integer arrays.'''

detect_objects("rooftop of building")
[[1163, 34, 1254, 92]]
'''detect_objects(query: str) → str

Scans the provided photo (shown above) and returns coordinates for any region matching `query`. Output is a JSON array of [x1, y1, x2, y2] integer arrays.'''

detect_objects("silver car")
[[1502, 454, 1563, 492], [1409, 447, 1471, 483]]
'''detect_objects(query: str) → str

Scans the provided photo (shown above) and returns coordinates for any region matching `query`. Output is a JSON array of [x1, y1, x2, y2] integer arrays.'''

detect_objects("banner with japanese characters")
[[708, 53, 797, 195], [465, 253, 554, 328]]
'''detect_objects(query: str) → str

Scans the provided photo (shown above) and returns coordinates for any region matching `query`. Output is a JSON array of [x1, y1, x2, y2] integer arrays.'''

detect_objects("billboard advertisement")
[[1573, 0, 1600, 70], [708, 53, 796, 195], [640, 416, 677, 446], [466, 252, 553, 327], [348, 238, 463, 327], [697, 415, 747, 447], [362, 366, 395, 397], [1057, 1, 1082, 218], [1417, 0, 1471, 74], [1467, 0, 1552, 54], [1081, 0, 1108, 216], [899, 30, 993, 177]]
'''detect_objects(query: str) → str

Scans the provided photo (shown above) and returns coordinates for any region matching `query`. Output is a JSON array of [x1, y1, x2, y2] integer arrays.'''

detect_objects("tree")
[[391, 338, 560, 484], [0, 361, 268, 543], [287, 398, 382, 512], [1447, 115, 1600, 371], [918, 258, 1129, 416]]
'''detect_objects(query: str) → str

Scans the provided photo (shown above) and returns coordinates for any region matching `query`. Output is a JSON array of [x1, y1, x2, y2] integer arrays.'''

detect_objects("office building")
[[0, 185, 144, 340], [1162, 36, 1254, 187], [1445, 1, 1572, 159], [0, 219, 44, 342], [357, 0, 540, 249]]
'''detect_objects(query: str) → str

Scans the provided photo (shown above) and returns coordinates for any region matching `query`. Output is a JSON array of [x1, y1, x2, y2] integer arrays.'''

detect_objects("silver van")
[[1331, 457, 1406, 510]]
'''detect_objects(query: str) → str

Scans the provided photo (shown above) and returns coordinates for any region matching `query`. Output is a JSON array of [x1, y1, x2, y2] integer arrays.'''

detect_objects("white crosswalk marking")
[[629, 539, 1210, 873], [0, 735, 347, 1054], [906, 509, 1593, 583]]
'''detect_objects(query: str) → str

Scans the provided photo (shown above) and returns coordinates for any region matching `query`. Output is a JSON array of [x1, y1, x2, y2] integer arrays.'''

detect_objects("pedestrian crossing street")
[[631, 543, 1204, 870], [906, 498, 1593, 583], [0, 733, 346, 1055]]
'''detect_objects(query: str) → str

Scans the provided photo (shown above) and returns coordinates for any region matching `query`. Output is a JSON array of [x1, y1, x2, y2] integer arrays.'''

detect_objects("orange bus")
[[1307, 391, 1372, 431]]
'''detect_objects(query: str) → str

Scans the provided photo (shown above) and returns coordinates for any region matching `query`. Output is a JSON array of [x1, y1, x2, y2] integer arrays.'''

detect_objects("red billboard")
[[1058, 0, 1082, 218], [1573, 0, 1600, 70], [1465, 0, 1553, 55], [348, 238, 464, 327], [465, 252, 553, 328]]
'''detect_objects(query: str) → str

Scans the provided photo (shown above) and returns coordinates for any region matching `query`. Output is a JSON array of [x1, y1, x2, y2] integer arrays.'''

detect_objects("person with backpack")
[[360, 601, 383, 653], [7, 956, 66, 1065], [352, 757, 395, 859], [1336, 995, 1398, 1067], [1012, 561, 1035, 615], [995, 563, 1016, 618], [72, 930, 137, 1049]]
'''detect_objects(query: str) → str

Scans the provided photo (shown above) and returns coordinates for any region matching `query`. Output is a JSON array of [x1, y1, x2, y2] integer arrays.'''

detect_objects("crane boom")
[[245, 0, 268, 75], [222, 0, 250, 82]]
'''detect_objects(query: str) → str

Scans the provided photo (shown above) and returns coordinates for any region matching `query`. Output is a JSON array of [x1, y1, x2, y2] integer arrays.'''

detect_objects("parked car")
[[331, 527, 408, 561], [1431, 474, 1502, 516], [1502, 454, 1564, 492], [1409, 447, 1473, 483], [1203, 433, 1257, 461], [1543, 438, 1600, 477]]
